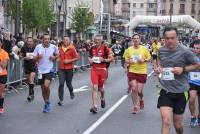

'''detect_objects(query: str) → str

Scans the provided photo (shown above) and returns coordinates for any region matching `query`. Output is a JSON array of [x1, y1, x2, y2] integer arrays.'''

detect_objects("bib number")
[[131, 55, 141, 63], [190, 72, 200, 81], [161, 68, 175, 80], [26, 53, 34, 59], [38, 73, 42, 79], [92, 57, 101, 63]]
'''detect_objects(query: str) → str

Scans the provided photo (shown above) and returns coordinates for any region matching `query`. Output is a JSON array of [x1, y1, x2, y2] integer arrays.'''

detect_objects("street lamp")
[[169, 0, 173, 25], [55, 0, 63, 39], [15, 0, 21, 37]]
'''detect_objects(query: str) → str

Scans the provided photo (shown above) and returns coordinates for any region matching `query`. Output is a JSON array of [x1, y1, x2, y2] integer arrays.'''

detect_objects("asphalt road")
[[0, 63, 200, 134]]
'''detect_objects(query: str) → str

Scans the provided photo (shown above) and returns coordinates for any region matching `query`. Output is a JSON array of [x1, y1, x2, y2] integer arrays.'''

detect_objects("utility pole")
[[15, 0, 20, 36]]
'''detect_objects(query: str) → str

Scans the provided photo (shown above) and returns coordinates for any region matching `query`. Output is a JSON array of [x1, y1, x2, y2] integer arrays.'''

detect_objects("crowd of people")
[[0, 27, 200, 134]]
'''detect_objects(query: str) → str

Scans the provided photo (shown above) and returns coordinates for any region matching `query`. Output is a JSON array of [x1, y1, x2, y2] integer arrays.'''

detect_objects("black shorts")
[[0, 76, 7, 84], [157, 89, 188, 115], [25, 67, 36, 74], [189, 83, 200, 95], [152, 54, 158, 60], [38, 72, 53, 85]]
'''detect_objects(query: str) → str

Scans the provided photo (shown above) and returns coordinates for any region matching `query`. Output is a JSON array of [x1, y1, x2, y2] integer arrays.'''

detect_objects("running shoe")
[[132, 106, 138, 114], [70, 92, 75, 99], [190, 117, 198, 128], [43, 104, 48, 113], [101, 99, 106, 108], [58, 101, 63, 106], [0, 108, 5, 114], [27, 95, 34, 102], [197, 117, 200, 126], [46, 101, 52, 112], [139, 100, 144, 110], [90, 107, 97, 114]]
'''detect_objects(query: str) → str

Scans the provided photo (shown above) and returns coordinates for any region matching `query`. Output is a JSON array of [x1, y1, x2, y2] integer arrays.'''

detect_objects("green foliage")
[[22, 0, 56, 31], [71, 2, 94, 33]]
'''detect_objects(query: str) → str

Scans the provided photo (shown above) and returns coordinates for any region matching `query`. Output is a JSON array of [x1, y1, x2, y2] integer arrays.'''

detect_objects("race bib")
[[26, 53, 34, 59], [189, 72, 200, 81], [161, 68, 175, 80], [92, 57, 101, 63], [131, 55, 141, 63], [38, 73, 42, 79], [114, 49, 120, 54]]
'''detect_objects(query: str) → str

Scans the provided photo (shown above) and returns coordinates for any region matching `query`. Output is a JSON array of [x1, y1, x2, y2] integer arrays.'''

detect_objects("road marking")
[[82, 71, 153, 134], [74, 85, 89, 93], [148, 70, 154, 77], [82, 95, 129, 134]]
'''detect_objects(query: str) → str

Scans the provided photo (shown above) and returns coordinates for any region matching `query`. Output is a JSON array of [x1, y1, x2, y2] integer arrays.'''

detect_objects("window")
[[133, 3, 136, 8], [149, 3, 154, 8], [140, 3, 144, 8], [191, 4, 195, 14], [179, 4, 185, 14], [160, 10, 166, 15]]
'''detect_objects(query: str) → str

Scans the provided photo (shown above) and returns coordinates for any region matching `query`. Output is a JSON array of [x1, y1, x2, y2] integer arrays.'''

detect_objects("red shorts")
[[128, 72, 147, 84], [91, 68, 107, 87]]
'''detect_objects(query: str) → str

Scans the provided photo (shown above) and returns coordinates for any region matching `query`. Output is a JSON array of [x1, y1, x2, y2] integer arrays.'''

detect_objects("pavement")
[[0, 63, 200, 134]]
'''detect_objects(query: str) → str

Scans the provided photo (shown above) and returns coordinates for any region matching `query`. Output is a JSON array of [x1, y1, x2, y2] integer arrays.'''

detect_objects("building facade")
[[157, 0, 200, 21]]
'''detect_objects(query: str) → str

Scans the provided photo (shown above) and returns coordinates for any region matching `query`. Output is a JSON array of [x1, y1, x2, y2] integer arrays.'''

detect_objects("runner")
[[152, 38, 161, 70], [33, 34, 58, 113], [111, 41, 122, 64], [156, 27, 200, 134], [20, 37, 36, 102], [57, 36, 78, 106], [88, 35, 113, 114], [0, 38, 9, 114], [188, 39, 200, 127], [123, 33, 151, 114]]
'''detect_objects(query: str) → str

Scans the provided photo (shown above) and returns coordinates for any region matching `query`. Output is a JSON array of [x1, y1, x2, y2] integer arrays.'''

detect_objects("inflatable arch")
[[126, 15, 200, 33]]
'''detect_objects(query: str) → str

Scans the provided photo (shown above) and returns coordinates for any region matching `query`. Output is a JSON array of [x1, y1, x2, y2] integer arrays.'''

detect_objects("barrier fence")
[[5, 51, 90, 92]]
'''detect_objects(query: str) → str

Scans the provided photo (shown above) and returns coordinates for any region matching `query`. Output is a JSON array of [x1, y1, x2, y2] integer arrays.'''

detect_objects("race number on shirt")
[[161, 68, 175, 80], [26, 53, 34, 59], [131, 55, 141, 63], [92, 57, 101, 63], [189, 72, 200, 81]]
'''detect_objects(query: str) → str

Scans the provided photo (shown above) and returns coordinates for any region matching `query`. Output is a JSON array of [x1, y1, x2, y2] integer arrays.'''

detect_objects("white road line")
[[148, 70, 154, 77], [82, 71, 153, 134], [74, 85, 89, 93], [82, 95, 129, 134]]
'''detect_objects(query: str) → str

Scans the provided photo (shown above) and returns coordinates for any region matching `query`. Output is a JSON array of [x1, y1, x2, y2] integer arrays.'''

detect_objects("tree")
[[22, 0, 56, 36], [71, 2, 94, 38]]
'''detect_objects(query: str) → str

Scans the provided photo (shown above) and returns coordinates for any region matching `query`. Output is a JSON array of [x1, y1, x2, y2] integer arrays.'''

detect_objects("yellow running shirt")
[[152, 42, 161, 55], [123, 45, 151, 74]]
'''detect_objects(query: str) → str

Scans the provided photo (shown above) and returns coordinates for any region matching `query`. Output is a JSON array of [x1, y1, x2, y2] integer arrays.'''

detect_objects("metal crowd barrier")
[[6, 58, 28, 93], [74, 51, 90, 68]]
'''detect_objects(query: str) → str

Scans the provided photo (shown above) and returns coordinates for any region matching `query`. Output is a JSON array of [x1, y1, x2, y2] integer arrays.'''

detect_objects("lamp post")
[[15, 0, 21, 37], [55, 0, 63, 39], [169, 0, 173, 25]]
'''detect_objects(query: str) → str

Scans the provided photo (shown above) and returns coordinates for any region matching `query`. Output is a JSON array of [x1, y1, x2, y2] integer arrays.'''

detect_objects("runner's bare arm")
[[0, 60, 8, 69]]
